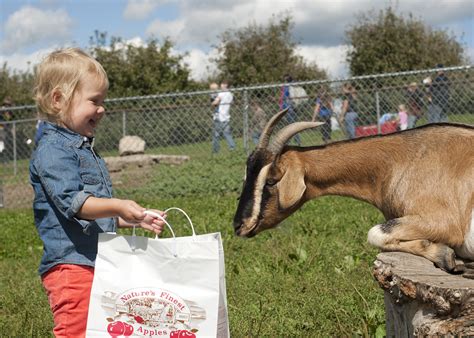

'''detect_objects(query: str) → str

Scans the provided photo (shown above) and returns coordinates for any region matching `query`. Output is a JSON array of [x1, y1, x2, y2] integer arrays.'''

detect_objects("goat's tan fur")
[[234, 122, 474, 273]]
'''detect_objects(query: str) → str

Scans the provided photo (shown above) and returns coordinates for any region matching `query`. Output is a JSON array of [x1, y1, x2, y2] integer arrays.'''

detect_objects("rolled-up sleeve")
[[34, 144, 94, 230]]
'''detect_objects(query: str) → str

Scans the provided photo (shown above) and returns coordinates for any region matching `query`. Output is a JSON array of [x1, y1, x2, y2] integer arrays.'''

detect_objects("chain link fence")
[[1, 66, 472, 209]]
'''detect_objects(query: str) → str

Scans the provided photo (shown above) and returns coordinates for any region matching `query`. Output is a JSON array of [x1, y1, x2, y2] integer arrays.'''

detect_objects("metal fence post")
[[12, 121, 17, 176], [122, 111, 127, 137], [243, 89, 249, 153], [375, 91, 381, 134]]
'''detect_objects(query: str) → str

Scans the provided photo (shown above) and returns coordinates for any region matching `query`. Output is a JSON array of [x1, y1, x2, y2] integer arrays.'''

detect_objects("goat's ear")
[[277, 168, 306, 210]]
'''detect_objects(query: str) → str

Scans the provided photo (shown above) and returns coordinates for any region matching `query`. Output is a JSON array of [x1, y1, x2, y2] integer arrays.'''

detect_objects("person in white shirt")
[[211, 80, 235, 153]]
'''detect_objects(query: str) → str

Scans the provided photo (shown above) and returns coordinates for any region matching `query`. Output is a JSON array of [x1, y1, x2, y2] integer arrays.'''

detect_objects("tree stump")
[[373, 252, 474, 336]]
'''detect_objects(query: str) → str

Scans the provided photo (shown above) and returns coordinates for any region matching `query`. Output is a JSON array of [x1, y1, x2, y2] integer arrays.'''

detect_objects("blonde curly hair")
[[34, 47, 108, 123]]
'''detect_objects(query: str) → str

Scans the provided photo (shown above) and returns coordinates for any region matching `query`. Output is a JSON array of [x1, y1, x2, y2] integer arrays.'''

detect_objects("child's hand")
[[117, 200, 146, 224], [140, 210, 167, 235]]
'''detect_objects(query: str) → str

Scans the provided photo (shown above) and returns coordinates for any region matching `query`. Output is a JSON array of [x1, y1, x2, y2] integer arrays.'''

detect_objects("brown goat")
[[233, 109, 474, 276]]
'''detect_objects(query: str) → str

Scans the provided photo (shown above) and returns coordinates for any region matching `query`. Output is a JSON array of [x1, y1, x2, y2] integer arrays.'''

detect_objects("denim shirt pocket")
[[79, 149, 113, 199], [80, 157, 102, 190]]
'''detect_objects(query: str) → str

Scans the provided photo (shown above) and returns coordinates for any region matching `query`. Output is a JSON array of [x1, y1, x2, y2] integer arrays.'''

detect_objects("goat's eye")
[[265, 178, 277, 187]]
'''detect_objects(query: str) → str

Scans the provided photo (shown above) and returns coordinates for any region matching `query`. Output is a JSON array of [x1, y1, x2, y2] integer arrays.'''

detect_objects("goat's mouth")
[[235, 221, 259, 238]]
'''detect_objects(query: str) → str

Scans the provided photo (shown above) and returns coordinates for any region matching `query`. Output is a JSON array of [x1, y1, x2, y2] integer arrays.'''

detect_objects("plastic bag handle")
[[142, 210, 177, 239], [163, 207, 197, 237], [130, 211, 178, 256]]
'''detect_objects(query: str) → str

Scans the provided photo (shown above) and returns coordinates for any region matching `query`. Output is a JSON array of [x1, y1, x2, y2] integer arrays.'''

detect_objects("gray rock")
[[119, 136, 146, 156]]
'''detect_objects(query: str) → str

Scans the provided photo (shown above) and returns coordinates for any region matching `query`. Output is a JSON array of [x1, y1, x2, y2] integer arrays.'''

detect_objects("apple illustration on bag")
[[170, 329, 196, 338], [107, 321, 125, 337], [123, 322, 134, 336]]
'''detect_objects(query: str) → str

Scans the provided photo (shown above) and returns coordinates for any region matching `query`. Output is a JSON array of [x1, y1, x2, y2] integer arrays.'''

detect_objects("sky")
[[0, 0, 473, 81]]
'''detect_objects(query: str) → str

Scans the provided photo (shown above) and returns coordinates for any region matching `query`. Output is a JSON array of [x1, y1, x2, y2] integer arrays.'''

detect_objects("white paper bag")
[[86, 208, 229, 338]]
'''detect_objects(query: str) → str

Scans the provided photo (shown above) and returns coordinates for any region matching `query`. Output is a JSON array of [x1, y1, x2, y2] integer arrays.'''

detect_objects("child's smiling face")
[[65, 73, 108, 138]]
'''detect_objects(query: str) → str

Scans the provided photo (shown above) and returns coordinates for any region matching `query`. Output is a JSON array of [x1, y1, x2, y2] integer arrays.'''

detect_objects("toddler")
[[398, 104, 408, 130], [30, 47, 166, 337]]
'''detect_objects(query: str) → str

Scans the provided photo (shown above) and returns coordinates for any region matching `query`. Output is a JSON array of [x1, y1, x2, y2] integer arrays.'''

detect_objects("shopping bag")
[[86, 208, 229, 338]]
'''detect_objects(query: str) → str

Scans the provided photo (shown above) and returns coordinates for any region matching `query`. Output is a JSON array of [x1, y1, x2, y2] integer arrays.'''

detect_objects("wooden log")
[[104, 154, 190, 172], [373, 252, 474, 336]]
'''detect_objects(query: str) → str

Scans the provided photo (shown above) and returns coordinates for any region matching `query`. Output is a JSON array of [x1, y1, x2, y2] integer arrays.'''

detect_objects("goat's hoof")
[[452, 264, 465, 274], [460, 261, 474, 278], [434, 246, 457, 272], [462, 269, 474, 279], [465, 262, 474, 269]]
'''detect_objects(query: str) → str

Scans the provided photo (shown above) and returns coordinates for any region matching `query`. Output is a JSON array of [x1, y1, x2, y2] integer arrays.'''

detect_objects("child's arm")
[[78, 197, 143, 222], [77, 197, 165, 235], [212, 94, 221, 106]]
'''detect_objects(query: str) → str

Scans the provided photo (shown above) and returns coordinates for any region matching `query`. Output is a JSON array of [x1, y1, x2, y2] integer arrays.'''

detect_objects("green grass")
[[0, 193, 386, 337], [2, 115, 473, 335]]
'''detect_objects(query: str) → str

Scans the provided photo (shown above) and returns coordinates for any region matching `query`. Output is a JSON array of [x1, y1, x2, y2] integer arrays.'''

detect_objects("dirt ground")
[[2, 165, 156, 209]]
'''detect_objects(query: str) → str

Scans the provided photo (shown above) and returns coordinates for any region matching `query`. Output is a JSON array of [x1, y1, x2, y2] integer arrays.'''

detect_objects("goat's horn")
[[268, 121, 324, 155], [257, 108, 290, 149]]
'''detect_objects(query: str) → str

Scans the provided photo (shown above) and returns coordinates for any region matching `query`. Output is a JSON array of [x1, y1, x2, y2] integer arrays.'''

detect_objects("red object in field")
[[355, 121, 398, 137]]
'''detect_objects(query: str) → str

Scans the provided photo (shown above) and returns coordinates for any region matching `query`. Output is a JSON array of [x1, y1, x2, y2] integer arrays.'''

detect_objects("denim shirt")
[[30, 122, 116, 276]]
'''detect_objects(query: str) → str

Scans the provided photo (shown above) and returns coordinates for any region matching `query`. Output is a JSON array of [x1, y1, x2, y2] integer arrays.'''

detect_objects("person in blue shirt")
[[30, 47, 167, 337], [312, 90, 334, 144]]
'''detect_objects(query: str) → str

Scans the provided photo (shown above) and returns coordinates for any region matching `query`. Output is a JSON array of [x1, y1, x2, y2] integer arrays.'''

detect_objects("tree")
[[89, 34, 193, 97], [213, 15, 327, 86], [345, 7, 466, 76], [0, 63, 35, 106]]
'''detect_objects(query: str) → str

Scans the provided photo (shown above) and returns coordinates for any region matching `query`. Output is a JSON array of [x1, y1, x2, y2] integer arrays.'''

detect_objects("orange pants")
[[42, 264, 94, 338]]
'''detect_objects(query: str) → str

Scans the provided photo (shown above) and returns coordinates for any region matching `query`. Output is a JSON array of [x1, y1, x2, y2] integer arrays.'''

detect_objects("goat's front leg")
[[367, 215, 461, 273]]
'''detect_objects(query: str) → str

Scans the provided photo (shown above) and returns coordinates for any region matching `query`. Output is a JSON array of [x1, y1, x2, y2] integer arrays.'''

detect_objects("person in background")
[[431, 64, 451, 122], [279, 74, 301, 145], [250, 98, 266, 145], [397, 104, 408, 131], [406, 82, 424, 128], [211, 79, 235, 153], [429, 64, 450, 122], [30, 47, 167, 337], [340, 83, 359, 139], [312, 90, 334, 144]]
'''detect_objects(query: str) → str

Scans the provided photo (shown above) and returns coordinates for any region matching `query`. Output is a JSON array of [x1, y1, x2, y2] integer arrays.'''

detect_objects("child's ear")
[[51, 88, 63, 111]]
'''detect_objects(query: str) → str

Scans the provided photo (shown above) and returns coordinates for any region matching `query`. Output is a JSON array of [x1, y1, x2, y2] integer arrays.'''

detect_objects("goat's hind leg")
[[367, 216, 459, 273]]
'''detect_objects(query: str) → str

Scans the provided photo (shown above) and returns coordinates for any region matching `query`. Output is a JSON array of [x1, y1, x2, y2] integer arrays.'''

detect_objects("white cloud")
[[123, 0, 164, 20], [146, 18, 186, 41], [297, 44, 350, 79], [0, 48, 54, 73], [1, 6, 73, 54], [113, 37, 147, 50], [146, 0, 472, 48], [182, 48, 219, 81], [148, 0, 472, 79], [1, 0, 472, 81]]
